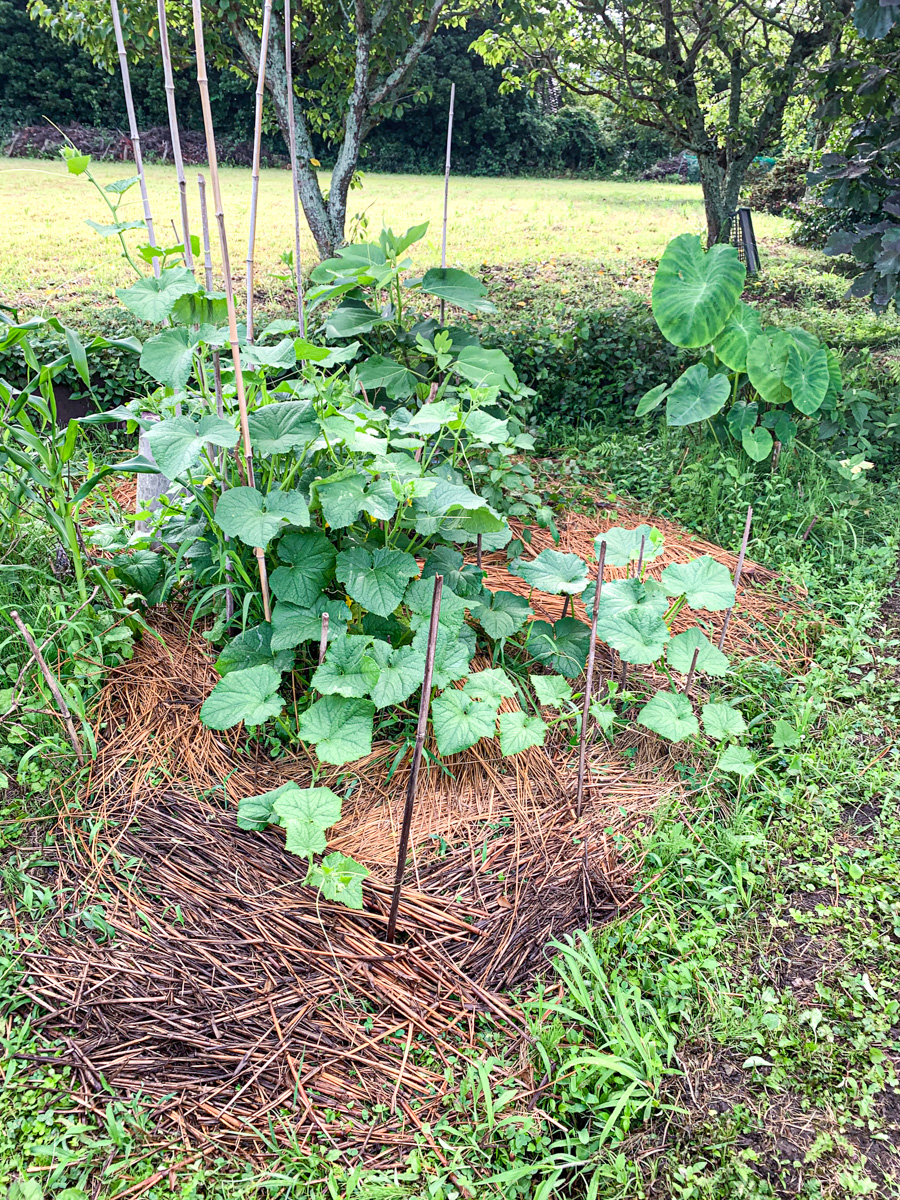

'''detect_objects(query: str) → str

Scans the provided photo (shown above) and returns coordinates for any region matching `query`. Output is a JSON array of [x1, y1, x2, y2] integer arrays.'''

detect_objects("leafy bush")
[[747, 156, 808, 216]]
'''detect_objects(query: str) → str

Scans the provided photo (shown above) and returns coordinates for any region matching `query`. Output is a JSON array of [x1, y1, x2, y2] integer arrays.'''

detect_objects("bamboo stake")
[[11, 611, 84, 767], [284, 0, 306, 336], [682, 647, 700, 696], [386, 575, 443, 943], [192, 0, 271, 621], [318, 612, 329, 665], [198, 173, 233, 622], [476, 534, 482, 570], [157, 0, 192, 269], [109, 0, 159, 276], [717, 505, 753, 650], [576, 541, 606, 818], [635, 534, 646, 579], [439, 82, 455, 326], [246, 0, 274, 343]]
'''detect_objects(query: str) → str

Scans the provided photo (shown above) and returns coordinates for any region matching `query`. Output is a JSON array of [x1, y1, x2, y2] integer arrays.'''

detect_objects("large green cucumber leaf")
[[356, 354, 418, 400], [528, 617, 591, 678], [661, 555, 735, 611], [117, 265, 199, 323], [312, 635, 380, 699], [298, 695, 375, 764], [600, 607, 670, 665], [368, 641, 426, 709], [701, 702, 747, 741], [461, 668, 517, 702], [412, 624, 472, 689], [470, 589, 531, 639], [312, 471, 367, 529], [247, 401, 320, 455], [593, 524, 664, 569], [269, 530, 336, 607], [336, 547, 419, 618], [140, 327, 197, 390], [651, 234, 745, 348], [272, 784, 343, 828], [422, 546, 486, 599], [498, 711, 547, 755], [419, 267, 496, 314], [269, 597, 349, 652], [146, 414, 238, 478], [326, 298, 386, 338], [717, 745, 757, 775], [530, 673, 573, 710], [666, 628, 730, 677], [509, 548, 588, 595], [200, 663, 283, 730], [432, 689, 499, 755], [637, 690, 699, 742], [215, 622, 295, 676], [585, 577, 669, 623], [215, 486, 310, 548]]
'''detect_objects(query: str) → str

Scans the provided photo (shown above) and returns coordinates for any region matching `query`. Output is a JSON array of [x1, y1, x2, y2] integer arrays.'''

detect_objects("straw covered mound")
[[16, 503, 812, 1155]]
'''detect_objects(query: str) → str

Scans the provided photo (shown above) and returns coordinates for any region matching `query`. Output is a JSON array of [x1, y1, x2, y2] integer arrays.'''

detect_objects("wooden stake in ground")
[[246, 0, 274, 343], [11, 611, 84, 767], [109, 0, 159, 276], [682, 646, 700, 697], [192, 0, 271, 621], [157, 0, 192, 269], [635, 533, 646, 579], [576, 540, 606, 818], [439, 82, 455, 326], [284, 0, 306, 336], [386, 575, 443, 943], [717, 505, 753, 650], [318, 612, 329, 665]]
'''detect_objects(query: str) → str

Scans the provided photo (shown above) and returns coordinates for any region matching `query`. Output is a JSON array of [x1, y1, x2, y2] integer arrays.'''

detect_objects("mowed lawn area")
[[0, 157, 791, 315]]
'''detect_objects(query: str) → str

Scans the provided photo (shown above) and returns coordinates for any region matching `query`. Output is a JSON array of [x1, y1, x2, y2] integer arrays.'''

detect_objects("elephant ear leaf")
[[665, 364, 731, 427], [651, 233, 746, 347], [784, 345, 830, 415], [713, 301, 763, 372]]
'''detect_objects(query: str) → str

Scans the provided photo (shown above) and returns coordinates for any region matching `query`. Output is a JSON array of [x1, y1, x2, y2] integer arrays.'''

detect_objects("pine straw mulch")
[[17, 612, 673, 1158]]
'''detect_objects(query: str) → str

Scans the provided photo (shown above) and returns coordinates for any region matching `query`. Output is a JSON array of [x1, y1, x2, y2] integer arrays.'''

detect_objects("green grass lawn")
[[0, 158, 791, 314]]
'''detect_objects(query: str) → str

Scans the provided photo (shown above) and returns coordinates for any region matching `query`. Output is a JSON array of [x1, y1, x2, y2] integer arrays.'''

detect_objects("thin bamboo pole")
[[246, 0, 274, 343], [109, 0, 159, 276], [682, 647, 700, 696], [717, 505, 753, 650], [386, 575, 443, 943], [157, 0, 193, 269], [318, 612, 329, 665], [439, 82, 456, 326], [192, 0, 271, 621], [284, 0, 306, 336], [576, 540, 606, 818], [11, 611, 84, 767]]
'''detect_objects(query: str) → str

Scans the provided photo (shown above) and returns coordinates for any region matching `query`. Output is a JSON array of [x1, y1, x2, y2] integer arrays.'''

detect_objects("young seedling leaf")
[[701, 702, 747, 741], [215, 623, 295, 676], [305, 852, 369, 909], [284, 820, 328, 857], [666, 628, 730, 677], [200, 664, 283, 730], [270, 530, 336, 607], [651, 234, 745, 347], [498, 711, 547, 755], [637, 690, 699, 742], [589, 701, 617, 732], [530, 673, 573, 709], [661, 555, 735, 611], [431, 690, 499, 755], [272, 785, 343, 829], [146, 414, 238, 478], [336, 547, 419, 618], [528, 617, 592, 678], [593, 525, 664, 569], [247, 401, 320, 455], [718, 745, 757, 776], [665, 363, 731, 427], [470, 589, 532, 639], [215, 487, 310, 549], [298, 695, 375, 765], [509, 548, 588, 595]]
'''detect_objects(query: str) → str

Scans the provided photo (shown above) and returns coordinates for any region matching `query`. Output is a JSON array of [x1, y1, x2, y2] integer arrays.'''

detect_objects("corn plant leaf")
[[701, 702, 747, 741], [637, 690, 699, 742], [413, 624, 472, 689], [247, 401, 320, 455], [215, 623, 295, 676], [784, 345, 830, 416], [146, 414, 238, 478], [660, 555, 735, 610], [635, 382, 668, 417], [530, 673, 573, 709], [140, 327, 197, 390], [718, 745, 757, 776], [298, 695, 375, 765], [284, 821, 328, 857], [200, 664, 283, 730], [651, 234, 745, 347], [601, 608, 670, 664], [741, 425, 774, 461], [269, 597, 349, 652], [510, 548, 588, 595], [272, 784, 343, 828], [312, 471, 367, 529], [422, 546, 486, 599], [470, 589, 531, 639], [367, 641, 426, 709], [461, 668, 517, 702], [116, 265, 200, 323], [528, 617, 592, 678], [746, 331, 793, 404], [432, 690, 499, 755], [215, 486, 310, 548], [336, 547, 419, 618], [312, 635, 380, 698], [712, 301, 763, 372], [356, 354, 418, 400], [498, 711, 547, 755], [305, 852, 369, 909], [665, 363, 731, 427], [666, 628, 730, 677], [419, 267, 496, 314], [270, 530, 336, 607], [593, 525, 664, 569]]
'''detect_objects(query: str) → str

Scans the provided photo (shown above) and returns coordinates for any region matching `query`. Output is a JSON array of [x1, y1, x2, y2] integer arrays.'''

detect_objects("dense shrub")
[[746, 156, 808, 215]]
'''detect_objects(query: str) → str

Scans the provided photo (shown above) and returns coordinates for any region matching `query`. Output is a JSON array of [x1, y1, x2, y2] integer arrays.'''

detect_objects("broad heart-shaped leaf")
[[237, 784, 285, 830], [215, 623, 295, 676], [412, 479, 505, 537], [784, 345, 830, 416], [665, 363, 731, 427], [270, 530, 336, 607], [701, 702, 747, 741], [272, 784, 343, 829], [461, 668, 517, 702], [635, 382, 668, 417], [284, 820, 328, 857], [247, 401, 319, 455], [422, 546, 485, 599], [666, 628, 730, 677], [530, 673, 573, 710], [305, 852, 369, 910], [717, 745, 757, 776], [509, 548, 588, 595], [298, 695, 374, 765], [215, 487, 310, 548], [112, 549, 162, 596], [470, 589, 532, 639], [746, 331, 792, 404], [405, 578, 469, 634], [454, 346, 517, 391], [270, 597, 349, 652], [726, 400, 758, 439], [312, 635, 380, 698], [661, 555, 735, 611], [242, 338, 297, 370], [713, 301, 763, 372], [336, 547, 419, 618], [200, 664, 283, 730], [432, 689, 499, 755], [413, 624, 472, 689], [854, 0, 897, 40], [593, 525, 664, 570], [601, 608, 670, 665], [637, 690, 699, 742], [312, 471, 366, 529], [528, 617, 592, 678], [419, 267, 496, 314], [146, 414, 238, 478], [356, 355, 418, 400], [651, 234, 745, 348], [116, 265, 199, 323], [360, 478, 399, 521], [140, 327, 196, 389], [326, 298, 386, 338], [741, 425, 774, 462], [586, 577, 669, 623], [498, 711, 547, 755], [461, 408, 510, 443], [368, 641, 426, 709]]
